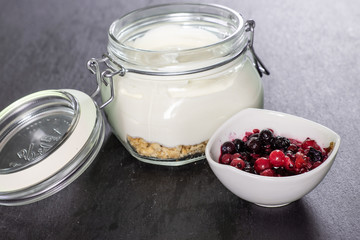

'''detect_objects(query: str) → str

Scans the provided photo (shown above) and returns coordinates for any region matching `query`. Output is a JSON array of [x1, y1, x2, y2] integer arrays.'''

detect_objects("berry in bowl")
[[205, 108, 341, 207], [219, 129, 333, 176]]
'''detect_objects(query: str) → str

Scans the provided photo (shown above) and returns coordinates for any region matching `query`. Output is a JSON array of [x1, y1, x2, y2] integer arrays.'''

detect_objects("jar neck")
[[106, 3, 248, 75]]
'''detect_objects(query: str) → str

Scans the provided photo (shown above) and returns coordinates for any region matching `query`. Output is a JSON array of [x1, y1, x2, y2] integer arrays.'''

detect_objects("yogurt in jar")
[[101, 24, 263, 161], [130, 25, 219, 51], [96, 4, 267, 165]]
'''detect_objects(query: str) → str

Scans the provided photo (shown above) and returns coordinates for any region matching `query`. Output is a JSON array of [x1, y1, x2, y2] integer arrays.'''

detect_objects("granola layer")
[[127, 136, 208, 160]]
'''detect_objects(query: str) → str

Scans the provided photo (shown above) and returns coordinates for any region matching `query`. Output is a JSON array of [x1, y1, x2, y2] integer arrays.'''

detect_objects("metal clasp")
[[87, 55, 126, 109], [245, 20, 270, 77]]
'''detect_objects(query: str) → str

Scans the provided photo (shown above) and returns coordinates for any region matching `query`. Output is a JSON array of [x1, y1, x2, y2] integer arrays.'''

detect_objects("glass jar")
[[88, 3, 269, 166]]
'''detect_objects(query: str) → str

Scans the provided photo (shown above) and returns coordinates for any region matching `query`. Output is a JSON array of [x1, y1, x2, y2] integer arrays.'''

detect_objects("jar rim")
[[108, 3, 244, 54], [106, 3, 247, 73]]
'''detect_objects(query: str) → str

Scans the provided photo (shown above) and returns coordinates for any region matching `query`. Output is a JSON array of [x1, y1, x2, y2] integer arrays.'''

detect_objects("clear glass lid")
[[0, 89, 105, 206]]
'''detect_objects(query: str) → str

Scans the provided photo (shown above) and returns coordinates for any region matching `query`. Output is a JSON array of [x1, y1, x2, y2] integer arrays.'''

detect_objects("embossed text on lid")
[[0, 91, 79, 174]]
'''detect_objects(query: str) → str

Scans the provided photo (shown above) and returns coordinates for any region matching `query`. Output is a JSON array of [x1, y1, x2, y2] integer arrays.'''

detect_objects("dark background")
[[0, 0, 359, 239]]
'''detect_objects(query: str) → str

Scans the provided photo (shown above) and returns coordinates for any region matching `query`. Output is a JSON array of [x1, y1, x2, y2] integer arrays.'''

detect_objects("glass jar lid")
[[0, 89, 105, 206]]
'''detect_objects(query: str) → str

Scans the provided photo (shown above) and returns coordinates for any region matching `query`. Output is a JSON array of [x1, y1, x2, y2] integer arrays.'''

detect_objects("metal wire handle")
[[87, 56, 125, 109], [245, 20, 270, 77], [87, 20, 269, 109]]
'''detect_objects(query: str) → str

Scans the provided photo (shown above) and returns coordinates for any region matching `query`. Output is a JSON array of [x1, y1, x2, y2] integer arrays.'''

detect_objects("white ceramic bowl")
[[205, 108, 341, 207]]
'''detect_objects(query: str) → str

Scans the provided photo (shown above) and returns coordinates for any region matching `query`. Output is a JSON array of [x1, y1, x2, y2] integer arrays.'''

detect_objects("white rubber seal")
[[0, 89, 97, 192]]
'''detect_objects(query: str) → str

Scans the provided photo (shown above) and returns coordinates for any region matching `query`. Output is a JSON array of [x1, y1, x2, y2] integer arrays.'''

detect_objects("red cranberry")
[[283, 156, 295, 172], [260, 169, 276, 176], [245, 131, 253, 137], [301, 138, 321, 151], [254, 157, 272, 173], [295, 153, 307, 169], [220, 153, 232, 164], [253, 129, 260, 133], [230, 158, 245, 170], [269, 150, 285, 167]]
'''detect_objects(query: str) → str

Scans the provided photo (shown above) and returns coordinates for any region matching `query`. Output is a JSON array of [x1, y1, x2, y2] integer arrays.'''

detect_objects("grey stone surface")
[[0, 0, 359, 239]]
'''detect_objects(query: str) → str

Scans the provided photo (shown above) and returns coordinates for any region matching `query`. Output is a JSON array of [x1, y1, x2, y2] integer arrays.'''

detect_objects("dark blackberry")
[[238, 151, 251, 162], [272, 136, 290, 150], [259, 129, 274, 145], [246, 137, 262, 154], [261, 143, 273, 154], [243, 161, 254, 173], [248, 133, 259, 140], [233, 139, 245, 153], [221, 141, 236, 154], [307, 147, 323, 162]]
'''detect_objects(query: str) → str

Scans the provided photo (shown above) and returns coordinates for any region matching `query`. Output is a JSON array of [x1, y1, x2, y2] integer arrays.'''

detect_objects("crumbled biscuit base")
[[127, 136, 208, 160]]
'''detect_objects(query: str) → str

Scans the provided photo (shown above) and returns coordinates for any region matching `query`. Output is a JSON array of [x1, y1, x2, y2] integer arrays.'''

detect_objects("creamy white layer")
[[102, 24, 263, 148]]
